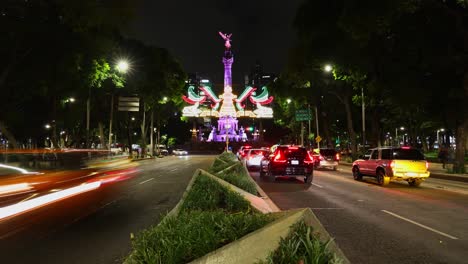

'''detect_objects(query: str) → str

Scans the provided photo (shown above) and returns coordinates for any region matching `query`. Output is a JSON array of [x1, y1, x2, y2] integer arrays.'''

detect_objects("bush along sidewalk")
[[124, 152, 349, 264]]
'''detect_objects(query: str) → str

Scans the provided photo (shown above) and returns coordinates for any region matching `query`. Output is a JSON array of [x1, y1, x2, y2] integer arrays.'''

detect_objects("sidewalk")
[[340, 161, 468, 183]]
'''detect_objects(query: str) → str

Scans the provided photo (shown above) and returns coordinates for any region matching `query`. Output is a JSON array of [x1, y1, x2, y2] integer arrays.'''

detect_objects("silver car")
[[173, 149, 188, 156]]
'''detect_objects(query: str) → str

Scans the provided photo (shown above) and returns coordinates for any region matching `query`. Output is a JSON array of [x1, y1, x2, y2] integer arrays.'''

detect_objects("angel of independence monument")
[[181, 32, 274, 142]]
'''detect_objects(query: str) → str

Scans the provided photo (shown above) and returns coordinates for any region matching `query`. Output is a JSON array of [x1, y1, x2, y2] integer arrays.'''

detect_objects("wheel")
[[332, 166, 337, 171], [259, 168, 265, 177], [267, 165, 276, 182], [352, 167, 363, 181], [304, 174, 313, 184], [376, 170, 390, 186], [408, 179, 423, 187]]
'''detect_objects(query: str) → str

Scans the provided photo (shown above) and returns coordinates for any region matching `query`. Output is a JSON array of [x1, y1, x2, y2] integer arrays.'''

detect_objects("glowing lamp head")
[[324, 65, 333, 72], [116, 60, 129, 73]]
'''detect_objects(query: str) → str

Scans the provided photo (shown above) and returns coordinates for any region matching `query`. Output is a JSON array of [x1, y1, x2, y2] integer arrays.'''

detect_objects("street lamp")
[[324, 64, 333, 72], [109, 60, 130, 150], [286, 98, 292, 104], [437, 128, 445, 146], [44, 124, 51, 129], [395, 126, 405, 146]]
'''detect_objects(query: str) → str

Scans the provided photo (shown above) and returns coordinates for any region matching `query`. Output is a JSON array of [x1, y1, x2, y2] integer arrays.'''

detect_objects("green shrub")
[[181, 174, 251, 213], [209, 158, 232, 173], [215, 163, 258, 195], [128, 210, 273, 264], [217, 151, 239, 163], [258, 221, 341, 264]]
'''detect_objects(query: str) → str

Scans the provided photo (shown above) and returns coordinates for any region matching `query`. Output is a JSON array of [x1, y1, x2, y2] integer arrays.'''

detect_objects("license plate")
[[291, 160, 299, 165], [406, 172, 417, 176]]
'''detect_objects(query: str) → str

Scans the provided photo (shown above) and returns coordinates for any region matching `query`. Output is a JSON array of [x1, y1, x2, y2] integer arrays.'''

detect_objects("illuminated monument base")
[[207, 116, 248, 142], [182, 32, 273, 143]]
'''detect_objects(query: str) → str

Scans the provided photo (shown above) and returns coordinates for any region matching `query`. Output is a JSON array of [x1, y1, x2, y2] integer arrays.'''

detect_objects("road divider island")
[[124, 152, 349, 264]]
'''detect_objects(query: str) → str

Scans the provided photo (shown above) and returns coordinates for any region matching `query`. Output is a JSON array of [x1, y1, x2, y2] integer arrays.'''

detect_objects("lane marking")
[[310, 208, 343, 210], [312, 183, 323, 188], [170, 169, 178, 172], [20, 193, 38, 203], [139, 178, 154, 185], [381, 210, 459, 240]]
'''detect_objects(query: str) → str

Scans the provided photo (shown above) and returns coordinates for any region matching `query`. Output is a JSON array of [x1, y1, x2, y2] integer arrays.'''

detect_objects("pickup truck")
[[352, 147, 430, 187]]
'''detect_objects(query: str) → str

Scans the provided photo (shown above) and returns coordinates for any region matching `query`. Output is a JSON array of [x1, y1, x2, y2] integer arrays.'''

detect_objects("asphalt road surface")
[[0, 155, 215, 264], [251, 165, 468, 264]]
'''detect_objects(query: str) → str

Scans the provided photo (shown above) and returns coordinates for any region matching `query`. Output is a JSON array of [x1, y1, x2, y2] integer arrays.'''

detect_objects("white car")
[[244, 148, 269, 170], [173, 149, 188, 156]]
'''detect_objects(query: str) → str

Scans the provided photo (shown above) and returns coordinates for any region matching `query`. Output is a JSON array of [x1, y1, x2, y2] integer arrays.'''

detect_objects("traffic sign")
[[295, 109, 311, 121], [118, 96, 140, 112], [315, 135, 322, 143]]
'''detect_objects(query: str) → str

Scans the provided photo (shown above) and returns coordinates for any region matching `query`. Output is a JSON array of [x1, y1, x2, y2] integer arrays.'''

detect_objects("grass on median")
[[214, 162, 258, 195], [257, 221, 341, 264], [126, 173, 274, 264]]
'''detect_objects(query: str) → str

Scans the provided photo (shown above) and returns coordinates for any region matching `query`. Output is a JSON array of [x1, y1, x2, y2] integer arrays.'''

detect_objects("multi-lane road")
[[1, 155, 467, 264], [0, 155, 214, 264], [251, 165, 468, 264]]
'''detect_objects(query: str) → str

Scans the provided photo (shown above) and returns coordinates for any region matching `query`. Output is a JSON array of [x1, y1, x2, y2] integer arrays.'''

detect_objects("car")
[[155, 145, 169, 156], [352, 146, 430, 186], [236, 145, 253, 159], [259, 145, 314, 184], [312, 148, 340, 170], [243, 148, 269, 170], [173, 149, 188, 156]]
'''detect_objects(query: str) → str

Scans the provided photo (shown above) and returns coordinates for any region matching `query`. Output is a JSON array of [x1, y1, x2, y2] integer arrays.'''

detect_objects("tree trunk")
[[453, 120, 467, 173], [140, 104, 147, 158], [98, 122, 106, 149], [343, 98, 357, 158]]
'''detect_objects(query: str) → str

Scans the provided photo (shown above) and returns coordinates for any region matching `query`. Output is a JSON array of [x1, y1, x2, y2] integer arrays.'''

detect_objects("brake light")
[[304, 152, 314, 164], [390, 160, 395, 169], [335, 153, 340, 161], [319, 155, 324, 161], [426, 161, 429, 170], [273, 151, 287, 163], [288, 146, 298, 150], [401, 146, 410, 149]]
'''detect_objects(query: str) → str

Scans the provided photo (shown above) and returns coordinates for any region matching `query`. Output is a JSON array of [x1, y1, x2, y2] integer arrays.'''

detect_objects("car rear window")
[[278, 147, 307, 158], [320, 149, 336, 156], [392, 149, 425, 160]]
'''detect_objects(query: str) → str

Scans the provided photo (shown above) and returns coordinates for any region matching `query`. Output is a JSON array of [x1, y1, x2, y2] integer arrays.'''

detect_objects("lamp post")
[[109, 60, 129, 150], [437, 128, 445, 146], [395, 126, 405, 146], [225, 123, 231, 152]]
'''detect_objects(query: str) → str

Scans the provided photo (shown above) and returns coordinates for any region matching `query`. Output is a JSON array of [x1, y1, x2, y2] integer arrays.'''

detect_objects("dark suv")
[[260, 145, 314, 184]]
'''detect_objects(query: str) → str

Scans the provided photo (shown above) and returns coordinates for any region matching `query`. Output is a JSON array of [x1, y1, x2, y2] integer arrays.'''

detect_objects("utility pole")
[[361, 87, 366, 147], [315, 106, 320, 149]]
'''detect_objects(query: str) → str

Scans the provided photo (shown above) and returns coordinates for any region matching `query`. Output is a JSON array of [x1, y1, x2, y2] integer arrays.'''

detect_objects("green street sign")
[[295, 109, 311, 121]]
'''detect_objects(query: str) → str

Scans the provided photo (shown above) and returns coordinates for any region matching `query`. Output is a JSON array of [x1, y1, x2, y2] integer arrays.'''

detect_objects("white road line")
[[312, 183, 323, 188], [20, 193, 38, 203], [310, 208, 343, 210], [170, 169, 178, 172], [139, 178, 154, 185], [381, 210, 459, 240]]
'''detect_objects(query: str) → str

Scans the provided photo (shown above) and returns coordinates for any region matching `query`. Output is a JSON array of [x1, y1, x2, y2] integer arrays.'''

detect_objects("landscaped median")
[[124, 152, 349, 264]]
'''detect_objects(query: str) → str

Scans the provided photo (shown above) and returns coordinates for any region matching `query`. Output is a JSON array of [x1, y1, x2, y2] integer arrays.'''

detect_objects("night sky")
[[124, 0, 304, 88]]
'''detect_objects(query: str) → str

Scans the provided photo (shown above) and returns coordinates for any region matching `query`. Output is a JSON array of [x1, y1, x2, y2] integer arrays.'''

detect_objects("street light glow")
[[116, 60, 129, 73], [286, 98, 292, 104], [324, 65, 333, 72], [45, 124, 51, 129], [69, 97, 75, 102]]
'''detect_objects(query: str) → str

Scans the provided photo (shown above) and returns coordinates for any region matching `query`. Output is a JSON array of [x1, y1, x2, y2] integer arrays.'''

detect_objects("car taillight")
[[426, 161, 429, 170], [390, 160, 395, 169], [273, 151, 287, 163], [319, 155, 324, 161], [305, 152, 314, 164], [335, 153, 340, 161]]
